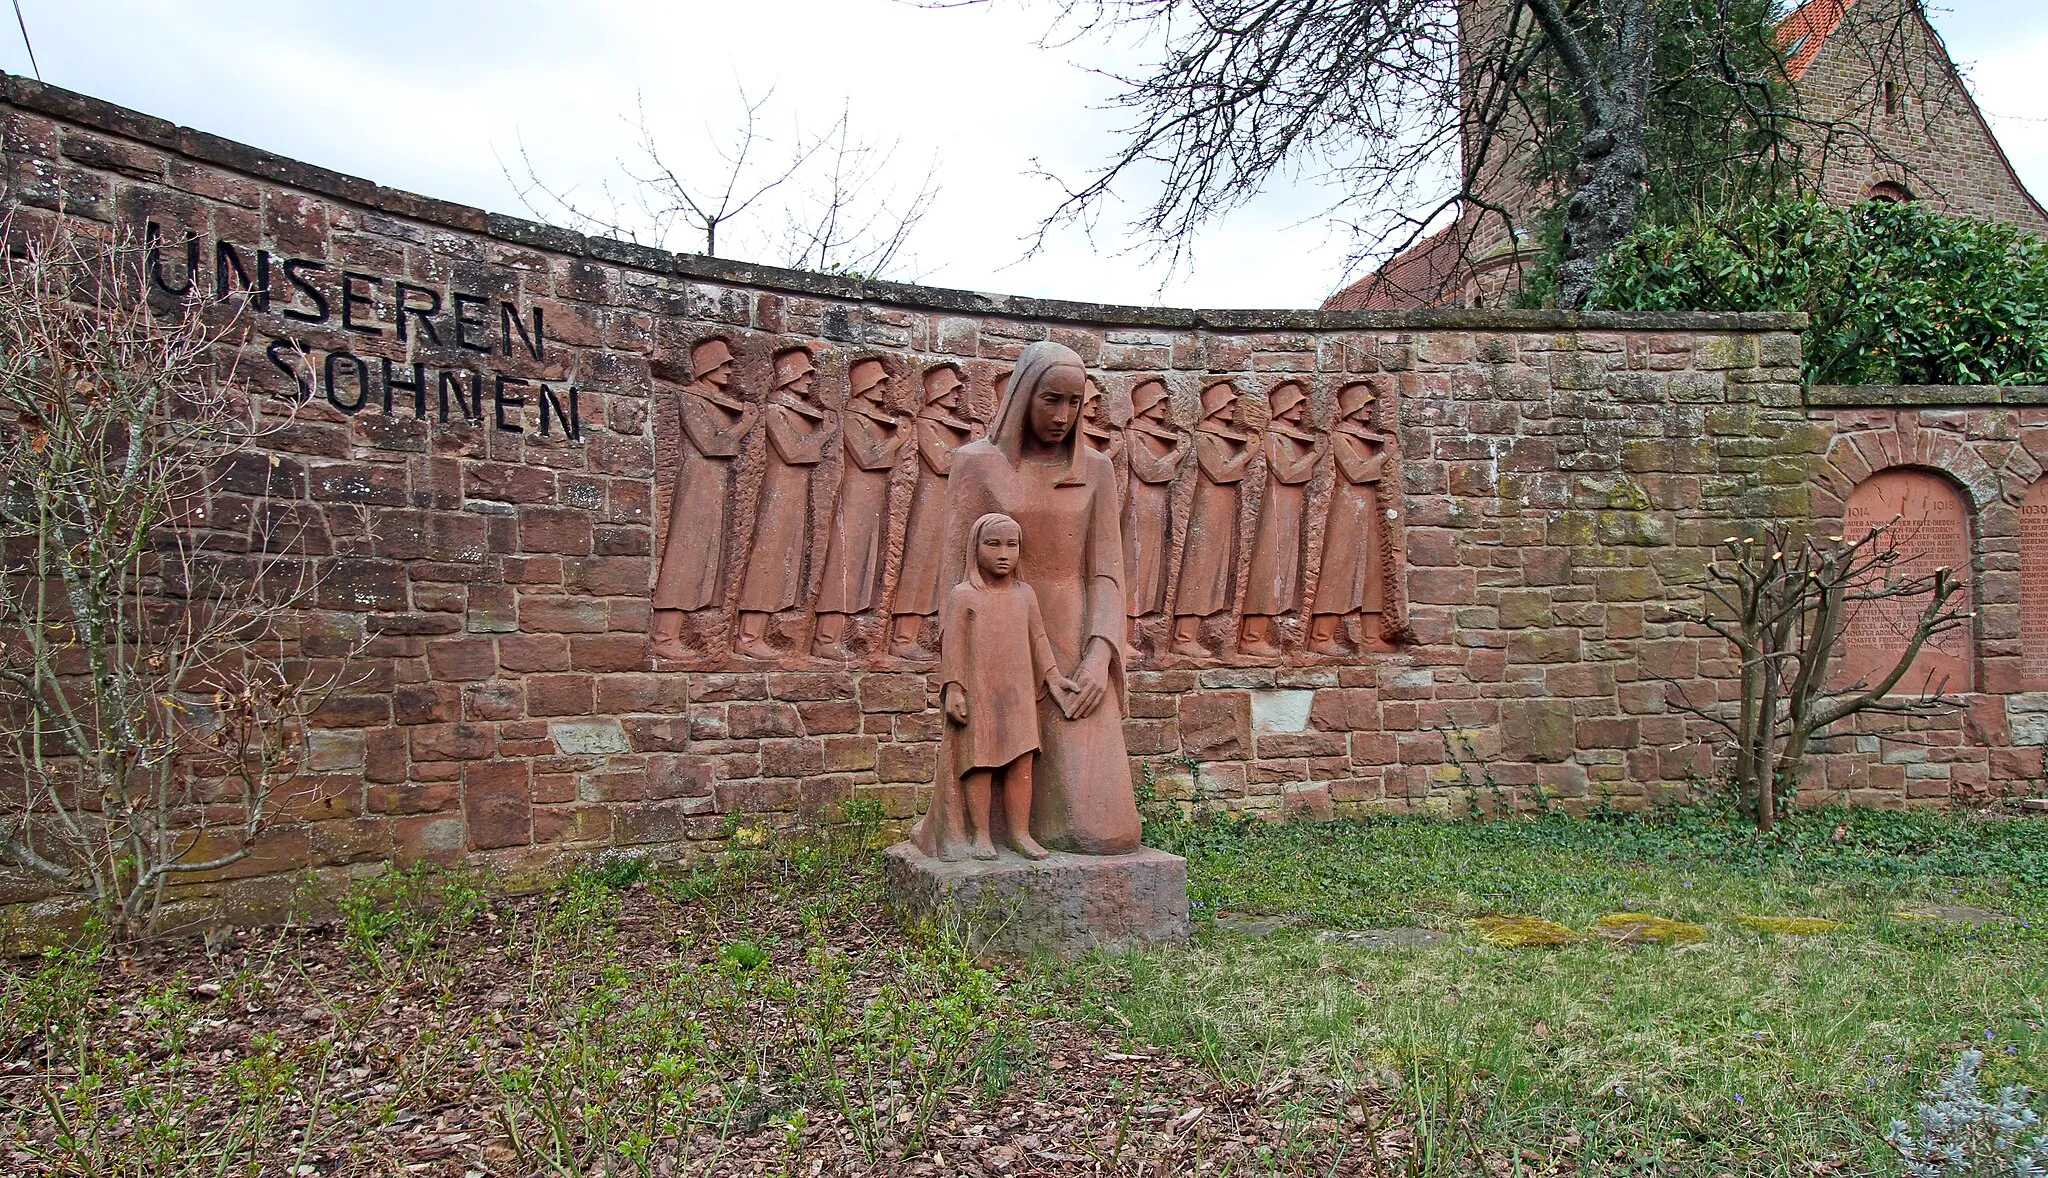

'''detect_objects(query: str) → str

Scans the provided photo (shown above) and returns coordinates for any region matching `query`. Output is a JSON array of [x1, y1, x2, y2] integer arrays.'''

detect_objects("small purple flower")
[[1986, 1029, 1996, 1041], [1734, 1094, 1745, 1104]]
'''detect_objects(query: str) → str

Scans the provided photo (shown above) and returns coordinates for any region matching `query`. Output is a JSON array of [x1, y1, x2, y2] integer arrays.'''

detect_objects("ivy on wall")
[[1593, 198, 2048, 386]]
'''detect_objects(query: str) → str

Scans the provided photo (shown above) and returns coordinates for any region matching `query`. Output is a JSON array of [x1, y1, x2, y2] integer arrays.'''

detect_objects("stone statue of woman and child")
[[885, 341, 1188, 954]]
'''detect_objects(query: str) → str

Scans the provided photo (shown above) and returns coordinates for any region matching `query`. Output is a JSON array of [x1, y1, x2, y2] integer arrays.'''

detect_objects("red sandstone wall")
[[0, 75, 2031, 930]]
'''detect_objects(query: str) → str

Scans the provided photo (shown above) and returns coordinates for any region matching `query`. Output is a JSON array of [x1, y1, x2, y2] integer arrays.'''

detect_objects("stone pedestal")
[[883, 842, 1189, 958]]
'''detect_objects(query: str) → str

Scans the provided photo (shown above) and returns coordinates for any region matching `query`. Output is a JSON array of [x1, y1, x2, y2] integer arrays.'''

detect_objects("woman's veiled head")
[[986, 340, 1089, 477]]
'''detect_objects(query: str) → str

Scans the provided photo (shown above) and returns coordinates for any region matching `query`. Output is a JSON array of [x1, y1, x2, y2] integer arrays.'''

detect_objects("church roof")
[[1778, 0, 1855, 82]]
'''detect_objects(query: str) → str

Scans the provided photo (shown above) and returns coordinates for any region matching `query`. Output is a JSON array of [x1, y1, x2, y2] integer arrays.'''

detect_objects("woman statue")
[[922, 340, 1142, 856]]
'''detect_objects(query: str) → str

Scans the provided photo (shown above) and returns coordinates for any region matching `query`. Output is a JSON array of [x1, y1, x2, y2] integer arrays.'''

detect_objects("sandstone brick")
[[465, 761, 531, 850], [761, 738, 824, 778], [518, 596, 610, 634], [1506, 629, 1581, 664], [647, 755, 714, 799], [427, 638, 499, 681], [729, 701, 800, 738], [877, 742, 936, 783], [798, 699, 862, 734], [1311, 688, 1378, 732], [395, 683, 460, 724], [526, 674, 595, 717], [533, 805, 613, 846], [1501, 700, 1576, 763], [769, 672, 857, 701], [1179, 692, 1249, 761], [860, 674, 929, 713], [411, 722, 495, 762], [570, 633, 650, 673], [824, 735, 879, 772], [621, 716, 692, 752], [598, 673, 689, 713]]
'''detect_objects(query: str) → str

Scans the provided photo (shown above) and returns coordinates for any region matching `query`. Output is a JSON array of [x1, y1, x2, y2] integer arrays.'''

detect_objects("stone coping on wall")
[[0, 72, 1810, 336], [1808, 384, 2048, 407]]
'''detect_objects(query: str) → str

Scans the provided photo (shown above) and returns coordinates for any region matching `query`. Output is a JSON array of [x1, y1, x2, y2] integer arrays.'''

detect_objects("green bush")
[[1594, 197, 2048, 386]]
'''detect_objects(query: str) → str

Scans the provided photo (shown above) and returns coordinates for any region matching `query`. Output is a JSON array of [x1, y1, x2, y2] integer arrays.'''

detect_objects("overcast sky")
[[4, 1, 2043, 309]]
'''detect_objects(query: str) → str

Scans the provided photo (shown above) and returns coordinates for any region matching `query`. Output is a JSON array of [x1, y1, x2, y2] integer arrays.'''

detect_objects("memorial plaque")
[[1838, 469, 1972, 694], [2023, 481, 2048, 690]]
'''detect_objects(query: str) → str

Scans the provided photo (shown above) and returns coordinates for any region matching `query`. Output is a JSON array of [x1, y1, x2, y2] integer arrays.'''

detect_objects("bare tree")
[[506, 88, 940, 280], [984, 0, 1923, 309], [1666, 523, 1971, 833], [777, 103, 941, 279], [0, 213, 348, 936]]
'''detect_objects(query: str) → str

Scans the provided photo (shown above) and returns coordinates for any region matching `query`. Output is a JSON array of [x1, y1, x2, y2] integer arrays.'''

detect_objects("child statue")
[[912, 512, 1077, 862]]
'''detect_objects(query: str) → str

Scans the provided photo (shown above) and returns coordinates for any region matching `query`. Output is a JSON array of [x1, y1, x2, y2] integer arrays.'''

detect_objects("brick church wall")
[[0, 75, 2035, 931], [1790, 0, 2048, 233]]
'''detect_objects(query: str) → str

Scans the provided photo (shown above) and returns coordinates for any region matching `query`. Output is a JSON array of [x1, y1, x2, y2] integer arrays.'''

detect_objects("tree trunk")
[[1525, 0, 1655, 310], [1556, 126, 1648, 308]]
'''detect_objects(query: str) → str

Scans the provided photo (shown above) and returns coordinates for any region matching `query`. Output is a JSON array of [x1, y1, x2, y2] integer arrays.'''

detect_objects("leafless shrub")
[[1666, 521, 1971, 832], [0, 210, 350, 937]]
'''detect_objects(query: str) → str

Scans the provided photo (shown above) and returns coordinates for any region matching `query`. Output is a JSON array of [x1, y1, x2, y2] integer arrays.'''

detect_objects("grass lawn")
[[1, 803, 2043, 1176], [1111, 804, 2048, 1175]]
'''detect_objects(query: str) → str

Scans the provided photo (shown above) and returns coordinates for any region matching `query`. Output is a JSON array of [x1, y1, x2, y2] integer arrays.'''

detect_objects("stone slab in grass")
[[1472, 916, 1580, 947], [1593, 913, 1708, 944], [883, 842, 1189, 958], [1737, 915, 1842, 936], [1212, 911, 1303, 937], [1893, 905, 2013, 925], [1315, 928, 1448, 950]]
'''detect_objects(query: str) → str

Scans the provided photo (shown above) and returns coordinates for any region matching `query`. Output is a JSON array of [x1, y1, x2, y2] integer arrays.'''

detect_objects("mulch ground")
[[0, 874, 1418, 1176]]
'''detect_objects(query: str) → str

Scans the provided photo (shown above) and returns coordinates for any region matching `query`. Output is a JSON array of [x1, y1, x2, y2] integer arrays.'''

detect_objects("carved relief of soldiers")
[[812, 358, 912, 660], [651, 337, 758, 661], [1171, 380, 1255, 658], [1309, 381, 1393, 655], [1122, 377, 1189, 644], [734, 346, 832, 661], [1239, 380, 1327, 657], [1081, 377, 1125, 508], [890, 363, 979, 660], [806, 354, 913, 659]]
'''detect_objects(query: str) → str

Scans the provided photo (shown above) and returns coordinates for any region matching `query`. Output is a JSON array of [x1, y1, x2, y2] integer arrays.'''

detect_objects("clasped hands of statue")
[[942, 636, 1111, 725]]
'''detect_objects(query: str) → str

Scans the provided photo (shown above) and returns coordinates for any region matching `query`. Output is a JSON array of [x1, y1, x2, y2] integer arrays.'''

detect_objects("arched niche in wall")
[[1838, 467, 1973, 695], [2023, 480, 2048, 691]]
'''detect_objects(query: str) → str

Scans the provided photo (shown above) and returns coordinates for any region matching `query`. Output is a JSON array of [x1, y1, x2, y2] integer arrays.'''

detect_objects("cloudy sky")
[[4, 1, 2042, 309]]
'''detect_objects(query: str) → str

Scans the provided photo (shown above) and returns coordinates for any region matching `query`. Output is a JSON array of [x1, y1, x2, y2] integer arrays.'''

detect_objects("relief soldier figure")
[[1081, 376, 1125, 508], [1309, 381, 1393, 655], [1171, 380, 1255, 658], [1123, 377, 1189, 644], [1240, 380, 1326, 657], [889, 363, 978, 660], [812, 357, 911, 660], [734, 346, 832, 661], [650, 337, 757, 660]]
